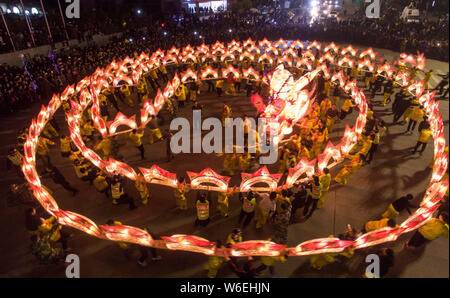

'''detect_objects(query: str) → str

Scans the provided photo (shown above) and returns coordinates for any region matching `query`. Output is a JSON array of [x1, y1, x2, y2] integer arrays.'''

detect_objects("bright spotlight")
[[137, 9, 142, 14], [13, 7, 20, 14], [31, 8, 38, 15], [25, 10, 30, 15]]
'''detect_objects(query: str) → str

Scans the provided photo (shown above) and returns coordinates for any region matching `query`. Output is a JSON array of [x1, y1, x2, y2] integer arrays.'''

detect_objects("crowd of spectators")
[[0, 5, 448, 115]]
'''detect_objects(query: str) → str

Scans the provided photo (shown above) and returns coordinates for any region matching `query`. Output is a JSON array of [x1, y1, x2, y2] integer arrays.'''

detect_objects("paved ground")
[[0, 47, 448, 278]]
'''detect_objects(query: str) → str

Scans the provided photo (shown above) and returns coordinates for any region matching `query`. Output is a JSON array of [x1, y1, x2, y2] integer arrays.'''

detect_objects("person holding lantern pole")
[[303, 176, 322, 217], [36, 136, 55, 169], [93, 170, 110, 199], [222, 104, 231, 127], [94, 137, 112, 160], [204, 240, 225, 278], [174, 177, 188, 210], [217, 188, 233, 217], [255, 192, 276, 229], [129, 129, 145, 160], [412, 126, 433, 155], [135, 173, 150, 205], [176, 84, 187, 107], [195, 192, 211, 227], [120, 85, 134, 108], [110, 174, 137, 210], [318, 168, 331, 209], [238, 191, 256, 228], [216, 79, 224, 97], [148, 115, 163, 145]]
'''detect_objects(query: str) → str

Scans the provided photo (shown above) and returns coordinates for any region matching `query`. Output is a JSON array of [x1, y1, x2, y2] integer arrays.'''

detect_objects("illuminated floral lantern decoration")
[[100, 223, 153, 246], [220, 51, 235, 62], [274, 38, 288, 49], [139, 165, 178, 188], [359, 48, 377, 60], [201, 66, 219, 80], [294, 238, 354, 256], [222, 64, 240, 78], [240, 166, 282, 192], [201, 53, 216, 63], [307, 40, 322, 51], [106, 158, 138, 180], [285, 157, 316, 188], [377, 62, 396, 79], [187, 168, 231, 192], [341, 45, 357, 56], [243, 38, 255, 48], [163, 54, 178, 65], [167, 46, 180, 56], [331, 70, 347, 88], [107, 112, 137, 135], [162, 235, 216, 255], [258, 53, 274, 64], [258, 38, 271, 48], [55, 210, 103, 238], [180, 68, 198, 83], [323, 42, 339, 53], [338, 57, 355, 68], [290, 40, 305, 49], [358, 59, 375, 72], [242, 66, 260, 80], [230, 241, 286, 257]]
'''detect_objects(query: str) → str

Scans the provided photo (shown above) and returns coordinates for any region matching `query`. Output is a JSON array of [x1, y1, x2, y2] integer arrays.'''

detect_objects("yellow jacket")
[[37, 138, 55, 156], [411, 107, 424, 122], [365, 218, 391, 232], [418, 129, 433, 143], [94, 138, 112, 156], [319, 173, 332, 191], [60, 137, 72, 153], [93, 175, 108, 192], [419, 218, 449, 240], [341, 99, 354, 112], [129, 131, 144, 147]]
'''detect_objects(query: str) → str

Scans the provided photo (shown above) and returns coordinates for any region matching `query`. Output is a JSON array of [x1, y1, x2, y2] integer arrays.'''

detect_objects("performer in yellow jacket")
[[135, 173, 150, 205], [406, 214, 449, 248]]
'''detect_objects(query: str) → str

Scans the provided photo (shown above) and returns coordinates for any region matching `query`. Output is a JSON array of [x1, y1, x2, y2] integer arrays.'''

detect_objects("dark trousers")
[[238, 210, 255, 228], [408, 231, 430, 247], [217, 87, 223, 97], [246, 85, 253, 97], [234, 82, 241, 92], [207, 81, 215, 92], [255, 264, 275, 276], [393, 111, 405, 123], [412, 141, 427, 154], [110, 96, 120, 111], [137, 144, 145, 160], [340, 110, 350, 120], [195, 218, 210, 227], [303, 196, 318, 216], [366, 143, 378, 164], [407, 119, 418, 132], [178, 100, 185, 107], [138, 246, 158, 263], [115, 194, 137, 210]]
